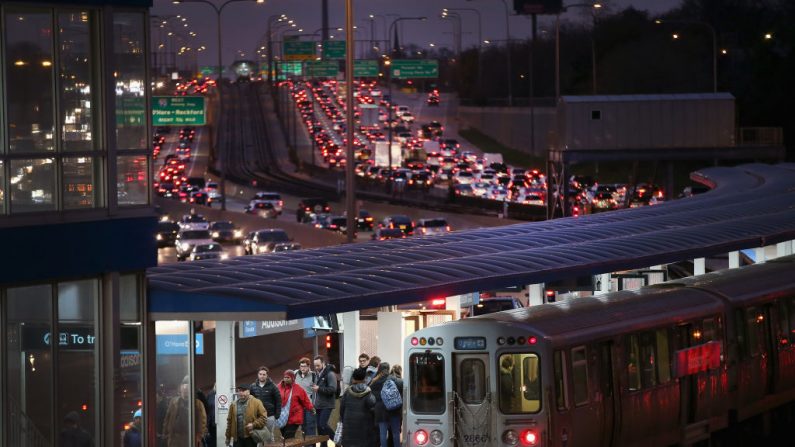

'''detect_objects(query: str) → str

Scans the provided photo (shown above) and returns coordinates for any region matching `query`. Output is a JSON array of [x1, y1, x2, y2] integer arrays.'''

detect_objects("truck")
[[482, 152, 504, 167], [375, 141, 402, 167], [359, 104, 379, 128], [422, 140, 440, 154]]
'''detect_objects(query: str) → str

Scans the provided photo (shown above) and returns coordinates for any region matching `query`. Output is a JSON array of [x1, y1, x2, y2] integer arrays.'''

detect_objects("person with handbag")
[[225, 384, 267, 447], [278, 370, 315, 439]]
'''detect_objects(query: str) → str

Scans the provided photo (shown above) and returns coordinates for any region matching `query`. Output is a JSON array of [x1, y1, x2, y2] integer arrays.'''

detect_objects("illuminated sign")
[[673, 341, 721, 377], [454, 337, 487, 350]]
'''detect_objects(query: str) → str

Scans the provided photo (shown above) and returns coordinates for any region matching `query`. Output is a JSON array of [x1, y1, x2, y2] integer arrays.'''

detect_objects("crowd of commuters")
[[131, 352, 403, 447]]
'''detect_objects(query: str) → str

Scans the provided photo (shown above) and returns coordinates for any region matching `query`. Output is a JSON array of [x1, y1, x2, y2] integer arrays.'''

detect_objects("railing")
[[459, 97, 557, 107], [738, 127, 783, 146], [8, 398, 50, 447]]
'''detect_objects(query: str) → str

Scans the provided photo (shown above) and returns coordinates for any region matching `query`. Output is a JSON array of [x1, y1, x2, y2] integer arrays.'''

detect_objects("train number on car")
[[463, 434, 489, 444]]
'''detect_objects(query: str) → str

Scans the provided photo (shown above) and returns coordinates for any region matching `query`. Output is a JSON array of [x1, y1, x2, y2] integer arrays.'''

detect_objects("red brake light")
[[414, 429, 429, 446], [430, 298, 446, 307], [520, 430, 538, 446]]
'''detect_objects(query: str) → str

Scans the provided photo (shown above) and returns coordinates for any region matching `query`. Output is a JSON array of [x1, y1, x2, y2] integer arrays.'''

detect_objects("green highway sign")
[[116, 96, 145, 126], [391, 59, 439, 79], [152, 96, 206, 126], [306, 60, 339, 78], [278, 61, 303, 80], [354, 60, 379, 77], [322, 40, 346, 60], [283, 41, 316, 61], [199, 66, 216, 77]]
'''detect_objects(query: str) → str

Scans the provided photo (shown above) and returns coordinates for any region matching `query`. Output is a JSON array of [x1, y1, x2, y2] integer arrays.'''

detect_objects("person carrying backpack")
[[369, 362, 403, 447]]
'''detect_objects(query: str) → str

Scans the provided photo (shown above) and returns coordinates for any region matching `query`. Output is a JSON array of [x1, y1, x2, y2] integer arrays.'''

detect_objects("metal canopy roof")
[[148, 164, 795, 320]]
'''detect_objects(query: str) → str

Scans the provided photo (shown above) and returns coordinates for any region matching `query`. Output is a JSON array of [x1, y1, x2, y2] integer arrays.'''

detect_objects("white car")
[[416, 218, 451, 236], [250, 192, 283, 215], [471, 182, 491, 197], [516, 192, 545, 206], [178, 214, 210, 231], [490, 186, 510, 201], [453, 171, 475, 185], [205, 181, 223, 201], [400, 112, 415, 123], [189, 243, 229, 261], [175, 229, 214, 261], [395, 105, 409, 117]]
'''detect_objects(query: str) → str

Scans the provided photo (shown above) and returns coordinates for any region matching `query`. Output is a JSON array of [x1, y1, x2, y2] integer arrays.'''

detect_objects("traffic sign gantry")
[[283, 40, 316, 61], [306, 60, 340, 78], [322, 40, 346, 60], [152, 96, 206, 126], [390, 59, 439, 79], [354, 60, 378, 77]]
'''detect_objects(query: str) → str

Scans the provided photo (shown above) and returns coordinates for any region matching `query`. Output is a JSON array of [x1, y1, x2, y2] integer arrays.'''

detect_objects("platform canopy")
[[148, 164, 795, 321]]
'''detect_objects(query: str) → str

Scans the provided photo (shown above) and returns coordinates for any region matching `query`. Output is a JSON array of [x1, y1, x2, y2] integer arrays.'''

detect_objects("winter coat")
[[314, 366, 338, 410], [278, 381, 314, 425], [370, 373, 404, 422], [339, 383, 377, 447], [163, 397, 207, 447], [294, 369, 317, 401], [224, 396, 267, 442], [250, 379, 281, 418]]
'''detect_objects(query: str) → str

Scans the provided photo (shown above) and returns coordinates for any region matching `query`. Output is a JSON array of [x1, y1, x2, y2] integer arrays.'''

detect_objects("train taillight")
[[414, 429, 429, 445], [430, 429, 444, 445], [502, 429, 519, 445], [519, 429, 538, 446]]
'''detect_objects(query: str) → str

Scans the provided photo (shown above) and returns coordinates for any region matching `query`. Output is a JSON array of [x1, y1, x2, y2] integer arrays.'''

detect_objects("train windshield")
[[498, 353, 541, 414], [409, 352, 446, 414]]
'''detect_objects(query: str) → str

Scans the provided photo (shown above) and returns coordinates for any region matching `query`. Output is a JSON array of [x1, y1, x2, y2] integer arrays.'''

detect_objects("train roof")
[[475, 286, 724, 347]]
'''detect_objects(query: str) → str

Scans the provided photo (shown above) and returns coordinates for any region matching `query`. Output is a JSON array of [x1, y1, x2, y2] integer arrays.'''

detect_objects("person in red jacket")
[[278, 369, 315, 439]]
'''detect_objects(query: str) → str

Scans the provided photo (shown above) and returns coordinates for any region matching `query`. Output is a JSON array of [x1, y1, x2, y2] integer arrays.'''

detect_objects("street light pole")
[[554, 3, 601, 99], [173, 0, 264, 211], [444, 8, 482, 94], [386, 16, 427, 171], [655, 19, 717, 93], [344, 0, 356, 243]]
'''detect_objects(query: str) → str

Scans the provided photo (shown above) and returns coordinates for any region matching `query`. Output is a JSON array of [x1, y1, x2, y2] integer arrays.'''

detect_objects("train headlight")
[[519, 430, 538, 446], [430, 430, 444, 445], [414, 429, 429, 446], [502, 429, 519, 445]]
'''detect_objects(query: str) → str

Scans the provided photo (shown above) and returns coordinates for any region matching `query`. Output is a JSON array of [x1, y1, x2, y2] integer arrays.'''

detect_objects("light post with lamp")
[[554, 2, 601, 99], [386, 16, 427, 171], [172, 0, 265, 211], [654, 18, 717, 93], [443, 8, 482, 94], [267, 14, 288, 84], [468, 0, 515, 105]]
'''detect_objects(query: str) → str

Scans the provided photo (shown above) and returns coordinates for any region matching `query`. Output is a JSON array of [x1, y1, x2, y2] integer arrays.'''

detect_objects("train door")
[[761, 305, 777, 394], [452, 353, 491, 446], [597, 342, 618, 447], [676, 324, 698, 425]]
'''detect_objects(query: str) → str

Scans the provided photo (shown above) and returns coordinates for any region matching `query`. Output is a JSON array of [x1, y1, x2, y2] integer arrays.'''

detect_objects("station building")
[[0, 1, 155, 446]]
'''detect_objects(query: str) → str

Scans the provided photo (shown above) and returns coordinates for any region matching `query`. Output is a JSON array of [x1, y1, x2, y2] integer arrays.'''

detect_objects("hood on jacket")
[[346, 383, 371, 398]]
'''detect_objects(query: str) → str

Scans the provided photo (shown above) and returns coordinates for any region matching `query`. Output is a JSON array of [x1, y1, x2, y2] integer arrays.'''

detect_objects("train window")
[[498, 353, 541, 414], [745, 306, 763, 357], [459, 358, 487, 404], [626, 335, 641, 391], [735, 310, 749, 359], [777, 298, 795, 347], [639, 332, 658, 388], [409, 352, 446, 414], [553, 351, 568, 411], [702, 318, 718, 343], [655, 329, 671, 384], [571, 346, 589, 406]]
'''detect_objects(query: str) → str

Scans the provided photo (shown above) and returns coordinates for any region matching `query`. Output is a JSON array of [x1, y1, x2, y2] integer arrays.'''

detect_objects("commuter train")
[[404, 255, 795, 447]]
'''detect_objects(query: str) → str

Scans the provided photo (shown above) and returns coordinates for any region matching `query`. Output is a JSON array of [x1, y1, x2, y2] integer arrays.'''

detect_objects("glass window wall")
[[63, 156, 98, 209], [117, 155, 148, 205], [10, 158, 56, 212], [58, 11, 95, 152], [112, 13, 147, 151]]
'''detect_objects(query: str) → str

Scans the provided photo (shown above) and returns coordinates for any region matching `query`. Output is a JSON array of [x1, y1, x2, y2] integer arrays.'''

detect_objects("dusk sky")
[[152, 0, 682, 68]]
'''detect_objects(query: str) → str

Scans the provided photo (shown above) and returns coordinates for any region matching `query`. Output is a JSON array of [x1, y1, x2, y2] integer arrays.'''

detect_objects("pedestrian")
[[293, 357, 318, 436], [311, 355, 338, 447], [205, 384, 217, 447], [365, 355, 381, 385], [278, 369, 315, 439], [358, 353, 370, 371], [339, 367, 377, 447], [250, 366, 281, 433], [390, 364, 402, 379], [123, 409, 143, 447], [163, 377, 207, 447], [370, 362, 404, 447], [59, 411, 93, 447], [225, 384, 267, 447]]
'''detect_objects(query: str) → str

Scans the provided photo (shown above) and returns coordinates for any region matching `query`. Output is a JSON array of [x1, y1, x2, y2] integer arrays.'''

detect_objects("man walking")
[[225, 384, 267, 447], [249, 366, 281, 433], [312, 355, 338, 447], [294, 357, 317, 436]]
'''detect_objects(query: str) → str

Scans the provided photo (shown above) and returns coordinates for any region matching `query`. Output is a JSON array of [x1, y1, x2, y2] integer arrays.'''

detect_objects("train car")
[[403, 256, 795, 447]]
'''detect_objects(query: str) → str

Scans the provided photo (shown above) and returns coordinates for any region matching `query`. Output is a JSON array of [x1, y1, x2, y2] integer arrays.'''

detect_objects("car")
[[189, 190, 210, 206], [297, 198, 331, 222], [156, 221, 180, 248], [469, 296, 524, 316], [453, 171, 475, 185], [178, 213, 210, 231], [251, 192, 283, 215], [516, 192, 545, 206], [592, 191, 618, 211], [242, 229, 291, 255], [357, 209, 375, 231], [245, 201, 277, 219], [205, 181, 223, 201], [395, 105, 409, 117], [381, 215, 414, 236], [189, 243, 228, 261], [408, 171, 433, 190], [273, 242, 302, 252], [416, 218, 451, 236], [426, 95, 440, 106], [324, 215, 354, 235], [400, 112, 415, 123], [489, 186, 509, 201], [175, 229, 214, 261], [371, 227, 406, 241], [209, 221, 243, 243]]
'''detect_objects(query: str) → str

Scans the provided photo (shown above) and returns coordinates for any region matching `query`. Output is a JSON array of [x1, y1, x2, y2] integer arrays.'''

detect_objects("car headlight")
[[233, 230, 242, 237], [156, 234, 163, 241], [180, 242, 191, 251], [212, 231, 220, 238], [220, 253, 229, 260]]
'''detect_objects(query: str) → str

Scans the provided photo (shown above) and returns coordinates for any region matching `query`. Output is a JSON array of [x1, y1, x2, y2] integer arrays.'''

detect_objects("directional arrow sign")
[[391, 59, 439, 79], [354, 60, 379, 77], [152, 96, 206, 126], [283, 40, 315, 61], [322, 40, 346, 60]]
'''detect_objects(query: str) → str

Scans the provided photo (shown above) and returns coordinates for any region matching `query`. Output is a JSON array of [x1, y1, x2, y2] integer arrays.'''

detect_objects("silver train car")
[[403, 255, 795, 447]]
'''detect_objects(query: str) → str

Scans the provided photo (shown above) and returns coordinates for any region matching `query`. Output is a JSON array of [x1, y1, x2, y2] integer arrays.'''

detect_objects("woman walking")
[[370, 362, 404, 447], [339, 368, 376, 447]]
